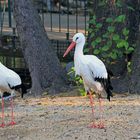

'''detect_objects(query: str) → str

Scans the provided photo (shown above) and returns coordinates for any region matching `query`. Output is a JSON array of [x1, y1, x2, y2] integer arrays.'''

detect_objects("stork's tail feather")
[[8, 83, 27, 98], [107, 68, 114, 77], [95, 69, 113, 101], [0, 92, 16, 100], [105, 69, 113, 101]]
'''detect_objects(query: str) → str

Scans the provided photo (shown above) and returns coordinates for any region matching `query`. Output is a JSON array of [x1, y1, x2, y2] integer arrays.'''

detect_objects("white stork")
[[0, 62, 27, 127], [63, 33, 113, 128]]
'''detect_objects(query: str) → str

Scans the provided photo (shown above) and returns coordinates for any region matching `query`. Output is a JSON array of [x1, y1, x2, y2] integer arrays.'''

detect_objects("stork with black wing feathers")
[[63, 33, 113, 128], [0, 62, 27, 127]]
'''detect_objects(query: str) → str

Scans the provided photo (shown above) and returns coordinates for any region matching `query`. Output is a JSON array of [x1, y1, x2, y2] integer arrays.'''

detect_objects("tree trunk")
[[13, 0, 68, 95], [129, 34, 140, 94], [127, 0, 140, 46], [127, 0, 140, 94], [116, 0, 140, 94]]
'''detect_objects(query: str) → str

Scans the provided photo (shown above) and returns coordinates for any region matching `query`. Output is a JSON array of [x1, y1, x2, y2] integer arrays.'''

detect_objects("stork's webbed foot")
[[88, 122, 105, 129], [0, 123, 5, 128], [7, 121, 16, 126]]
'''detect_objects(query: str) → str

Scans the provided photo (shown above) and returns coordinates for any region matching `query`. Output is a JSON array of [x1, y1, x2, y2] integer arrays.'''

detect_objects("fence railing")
[[0, 34, 72, 68], [0, 0, 89, 40], [40, 0, 89, 40], [0, 0, 89, 81]]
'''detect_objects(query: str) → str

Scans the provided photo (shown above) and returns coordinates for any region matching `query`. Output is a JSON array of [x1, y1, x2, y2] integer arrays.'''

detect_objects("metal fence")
[[0, 0, 89, 60], [38, 0, 89, 40], [0, 34, 72, 86], [0, 0, 89, 66], [0, 0, 88, 82], [0, 0, 89, 40]]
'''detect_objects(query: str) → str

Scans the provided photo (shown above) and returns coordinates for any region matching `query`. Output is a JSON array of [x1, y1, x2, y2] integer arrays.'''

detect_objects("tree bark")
[[127, 0, 140, 93], [13, 0, 68, 95], [129, 34, 140, 94], [114, 0, 140, 94]]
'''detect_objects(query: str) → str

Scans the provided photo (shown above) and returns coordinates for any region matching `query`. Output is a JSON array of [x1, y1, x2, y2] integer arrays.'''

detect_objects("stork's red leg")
[[7, 97, 16, 126], [89, 91, 94, 115], [0, 97, 5, 127], [98, 98, 105, 128], [88, 91, 97, 128], [88, 95, 105, 129]]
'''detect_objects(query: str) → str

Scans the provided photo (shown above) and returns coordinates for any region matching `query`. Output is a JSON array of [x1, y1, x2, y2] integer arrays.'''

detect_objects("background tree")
[[87, 0, 140, 93], [13, 0, 68, 95], [129, 33, 140, 93]]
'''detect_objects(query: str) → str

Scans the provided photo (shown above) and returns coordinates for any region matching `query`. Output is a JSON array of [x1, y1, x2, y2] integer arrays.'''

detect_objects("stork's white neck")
[[74, 40, 85, 57], [73, 40, 85, 76]]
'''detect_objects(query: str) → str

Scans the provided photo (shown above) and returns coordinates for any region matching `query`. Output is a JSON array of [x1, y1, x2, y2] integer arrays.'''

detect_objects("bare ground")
[[0, 93, 140, 140]]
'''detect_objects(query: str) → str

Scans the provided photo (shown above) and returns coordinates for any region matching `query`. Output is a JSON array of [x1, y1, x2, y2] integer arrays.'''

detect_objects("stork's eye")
[[75, 37, 79, 41]]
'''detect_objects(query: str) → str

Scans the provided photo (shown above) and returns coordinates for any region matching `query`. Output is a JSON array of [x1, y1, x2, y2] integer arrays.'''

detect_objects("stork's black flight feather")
[[95, 69, 113, 101]]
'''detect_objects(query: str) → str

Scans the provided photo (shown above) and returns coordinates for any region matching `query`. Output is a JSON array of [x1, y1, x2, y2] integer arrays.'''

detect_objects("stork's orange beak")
[[63, 41, 76, 57]]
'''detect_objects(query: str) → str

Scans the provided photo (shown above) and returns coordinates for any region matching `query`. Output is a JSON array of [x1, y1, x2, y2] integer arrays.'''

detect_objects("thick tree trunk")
[[117, 0, 140, 94], [13, 0, 67, 95], [129, 34, 140, 94], [128, 1, 140, 45]]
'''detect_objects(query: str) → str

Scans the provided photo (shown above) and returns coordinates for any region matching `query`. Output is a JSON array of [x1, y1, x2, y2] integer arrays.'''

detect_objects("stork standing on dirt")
[[63, 33, 113, 128], [0, 62, 27, 127]]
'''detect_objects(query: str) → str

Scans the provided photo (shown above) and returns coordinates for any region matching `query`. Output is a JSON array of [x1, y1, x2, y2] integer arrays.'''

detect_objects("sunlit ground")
[[0, 92, 140, 140]]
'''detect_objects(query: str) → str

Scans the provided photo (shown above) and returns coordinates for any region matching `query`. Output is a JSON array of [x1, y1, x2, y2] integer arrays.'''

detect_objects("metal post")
[[50, 2, 52, 31], [12, 27, 16, 68], [58, 0, 61, 32], [56, 40, 59, 56], [8, 0, 12, 27], [66, 32, 69, 40], [75, 0, 78, 33], [0, 1, 1, 28], [41, 2, 44, 25], [84, 0, 87, 35], [1, 0, 6, 35], [12, 27, 16, 46], [66, 0, 69, 40]]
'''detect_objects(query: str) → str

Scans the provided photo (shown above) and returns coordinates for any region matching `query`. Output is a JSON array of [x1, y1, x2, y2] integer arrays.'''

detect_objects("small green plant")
[[79, 88, 86, 96], [127, 61, 132, 74], [67, 67, 86, 96]]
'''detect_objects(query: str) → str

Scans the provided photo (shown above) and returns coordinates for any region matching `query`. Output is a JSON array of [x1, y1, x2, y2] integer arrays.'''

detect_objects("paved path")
[[1, 12, 89, 40]]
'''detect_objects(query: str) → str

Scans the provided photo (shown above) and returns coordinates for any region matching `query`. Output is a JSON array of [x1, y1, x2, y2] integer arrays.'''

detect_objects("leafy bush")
[[87, 14, 134, 64], [67, 67, 86, 96], [87, 1, 135, 69]]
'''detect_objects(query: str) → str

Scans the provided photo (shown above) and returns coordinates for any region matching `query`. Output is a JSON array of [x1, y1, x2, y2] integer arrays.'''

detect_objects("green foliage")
[[106, 17, 113, 23], [79, 89, 86, 96], [67, 67, 86, 96], [115, 15, 126, 23], [87, 5, 134, 65], [107, 26, 115, 33], [123, 28, 129, 36], [127, 61, 132, 74]]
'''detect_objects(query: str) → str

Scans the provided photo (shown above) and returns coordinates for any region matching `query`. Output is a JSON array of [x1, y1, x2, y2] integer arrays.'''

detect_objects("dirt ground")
[[0, 93, 140, 140]]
